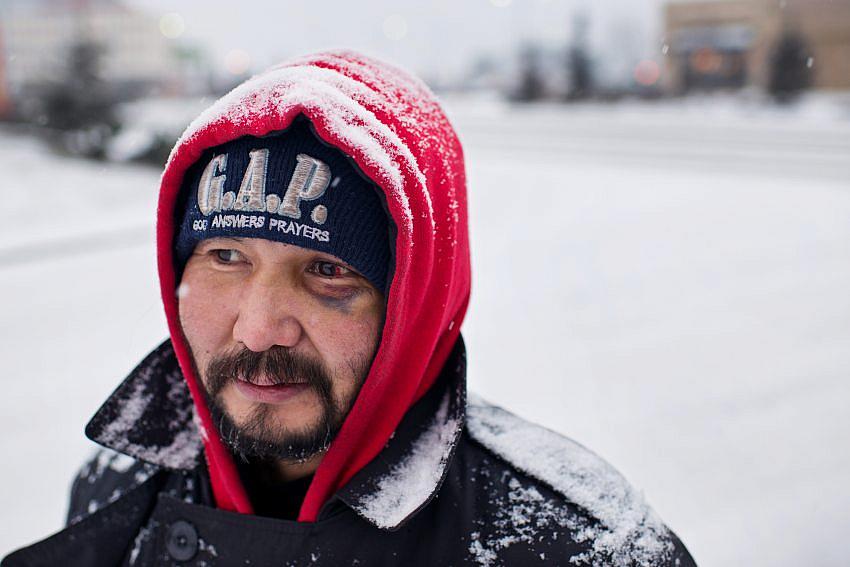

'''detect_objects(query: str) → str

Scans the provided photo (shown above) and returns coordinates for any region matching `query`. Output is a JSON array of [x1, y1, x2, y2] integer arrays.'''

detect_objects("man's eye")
[[312, 261, 350, 278], [213, 249, 244, 264]]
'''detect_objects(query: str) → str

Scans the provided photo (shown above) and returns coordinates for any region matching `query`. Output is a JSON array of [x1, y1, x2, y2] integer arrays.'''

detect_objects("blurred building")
[[0, 0, 206, 119], [663, 0, 850, 93], [0, 29, 9, 117]]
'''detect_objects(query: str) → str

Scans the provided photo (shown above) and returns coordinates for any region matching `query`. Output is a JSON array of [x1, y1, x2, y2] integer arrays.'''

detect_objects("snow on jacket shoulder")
[[3, 339, 696, 567]]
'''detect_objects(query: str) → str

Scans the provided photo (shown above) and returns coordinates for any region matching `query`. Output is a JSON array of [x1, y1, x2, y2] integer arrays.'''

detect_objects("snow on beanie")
[[174, 117, 391, 293]]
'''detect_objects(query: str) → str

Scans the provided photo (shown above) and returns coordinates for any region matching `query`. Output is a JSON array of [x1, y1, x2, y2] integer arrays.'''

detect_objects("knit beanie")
[[174, 118, 391, 292]]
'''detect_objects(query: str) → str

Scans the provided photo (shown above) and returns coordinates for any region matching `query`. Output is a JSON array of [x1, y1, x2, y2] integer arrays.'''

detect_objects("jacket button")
[[166, 520, 199, 562]]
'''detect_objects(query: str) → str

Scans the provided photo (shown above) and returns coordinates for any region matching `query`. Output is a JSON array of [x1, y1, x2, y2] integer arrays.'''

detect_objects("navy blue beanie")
[[174, 118, 391, 292]]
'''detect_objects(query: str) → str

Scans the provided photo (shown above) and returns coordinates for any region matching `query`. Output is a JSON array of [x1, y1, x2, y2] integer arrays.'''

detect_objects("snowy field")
[[2, 96, 849, 566]]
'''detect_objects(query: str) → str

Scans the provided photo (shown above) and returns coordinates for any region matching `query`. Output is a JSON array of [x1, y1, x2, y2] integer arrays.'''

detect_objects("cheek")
[[178, 273, 238, 364], [311, 307, 383, 378]]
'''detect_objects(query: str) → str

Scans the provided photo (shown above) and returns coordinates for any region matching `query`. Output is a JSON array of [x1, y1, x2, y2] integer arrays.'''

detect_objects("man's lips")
[[233, 377, 310, 404], [237, 374, 306, 387]]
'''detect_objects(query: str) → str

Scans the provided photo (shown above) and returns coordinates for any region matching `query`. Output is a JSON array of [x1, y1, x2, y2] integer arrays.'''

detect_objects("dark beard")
[[201, 346, 367, 463]]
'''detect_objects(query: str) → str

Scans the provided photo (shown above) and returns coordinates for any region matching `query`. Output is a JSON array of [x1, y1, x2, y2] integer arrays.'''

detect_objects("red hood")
[[156, 51, 470, 521]]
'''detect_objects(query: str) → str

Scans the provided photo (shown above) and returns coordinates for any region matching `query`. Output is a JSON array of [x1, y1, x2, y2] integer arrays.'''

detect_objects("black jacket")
[[3, 339, 696, 566]]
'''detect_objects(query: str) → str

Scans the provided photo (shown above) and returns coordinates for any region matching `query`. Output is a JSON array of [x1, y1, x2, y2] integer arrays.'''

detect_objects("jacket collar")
[[334, 339, 466, 529], [85, 338, 467, 530], [85, 340, 203, 470]]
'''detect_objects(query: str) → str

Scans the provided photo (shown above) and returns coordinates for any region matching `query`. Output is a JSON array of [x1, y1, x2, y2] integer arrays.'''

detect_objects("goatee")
[[201, 346, 364, 463]]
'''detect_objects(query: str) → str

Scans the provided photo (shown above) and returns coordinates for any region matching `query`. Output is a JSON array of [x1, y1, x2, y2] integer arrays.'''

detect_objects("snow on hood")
[[155, 50, 470, 520]]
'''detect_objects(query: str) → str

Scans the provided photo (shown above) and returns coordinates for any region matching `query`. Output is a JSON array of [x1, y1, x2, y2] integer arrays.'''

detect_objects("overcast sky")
[[123, 0, 671, 83]]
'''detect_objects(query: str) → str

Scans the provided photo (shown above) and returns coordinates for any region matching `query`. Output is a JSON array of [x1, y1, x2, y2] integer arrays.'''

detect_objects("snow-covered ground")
[[1, 96, 849, 566]]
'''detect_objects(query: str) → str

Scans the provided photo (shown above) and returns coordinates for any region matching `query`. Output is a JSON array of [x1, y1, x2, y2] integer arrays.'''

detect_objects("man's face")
[[178, 237, 385, 463]]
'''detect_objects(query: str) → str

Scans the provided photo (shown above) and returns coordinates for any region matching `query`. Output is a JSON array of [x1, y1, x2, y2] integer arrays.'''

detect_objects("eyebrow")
[[201, 237, 245, 246]]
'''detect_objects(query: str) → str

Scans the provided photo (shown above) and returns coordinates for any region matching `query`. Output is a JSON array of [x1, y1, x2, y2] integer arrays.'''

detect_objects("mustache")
[[205, 346, 333, 398]]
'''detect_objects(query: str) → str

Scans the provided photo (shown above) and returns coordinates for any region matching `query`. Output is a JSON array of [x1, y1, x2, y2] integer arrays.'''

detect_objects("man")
[[3, 51, 695, 566]]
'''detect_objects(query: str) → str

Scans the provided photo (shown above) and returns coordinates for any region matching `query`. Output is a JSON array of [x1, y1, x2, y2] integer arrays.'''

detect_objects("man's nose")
[[232, 277, 304, 352]]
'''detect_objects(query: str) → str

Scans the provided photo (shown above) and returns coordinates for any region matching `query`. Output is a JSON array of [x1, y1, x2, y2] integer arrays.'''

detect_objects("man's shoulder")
[[458, 395, 696, 567], [66, 448, 161, 526]]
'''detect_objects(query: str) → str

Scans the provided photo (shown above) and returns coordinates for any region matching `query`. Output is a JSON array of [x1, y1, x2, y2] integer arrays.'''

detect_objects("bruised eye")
[[213, 249, 245, 264], [310, 261, 351, 278]]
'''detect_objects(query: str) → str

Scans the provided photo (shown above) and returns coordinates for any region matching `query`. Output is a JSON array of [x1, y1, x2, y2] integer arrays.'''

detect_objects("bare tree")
[[514, 43, 546, 102], [566, 12, 593, 101], [768, 31, 813, 103]]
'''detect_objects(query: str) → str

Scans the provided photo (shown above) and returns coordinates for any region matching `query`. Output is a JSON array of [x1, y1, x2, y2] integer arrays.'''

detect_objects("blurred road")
[[451, 98, 850, 182]]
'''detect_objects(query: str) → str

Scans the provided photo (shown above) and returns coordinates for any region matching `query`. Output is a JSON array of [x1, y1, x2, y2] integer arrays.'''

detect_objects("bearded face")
[[178, 237, 385, 465]]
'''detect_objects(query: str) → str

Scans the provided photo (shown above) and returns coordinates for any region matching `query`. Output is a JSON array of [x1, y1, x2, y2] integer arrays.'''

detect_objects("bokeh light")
[[224, 49, 252, 75], [689, 47, 723, 74], [634, 60, 661, 86], [159, 12, 185, 39]]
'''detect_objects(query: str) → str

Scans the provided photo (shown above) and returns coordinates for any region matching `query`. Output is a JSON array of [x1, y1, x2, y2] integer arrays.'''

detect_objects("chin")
[[225, 395, 323, 433]]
